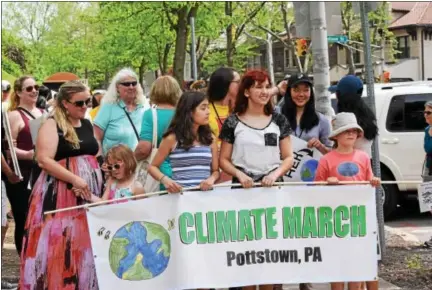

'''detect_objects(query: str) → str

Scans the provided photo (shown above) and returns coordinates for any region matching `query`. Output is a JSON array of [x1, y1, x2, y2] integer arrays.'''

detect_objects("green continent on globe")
[[109, 221, 171, 280]]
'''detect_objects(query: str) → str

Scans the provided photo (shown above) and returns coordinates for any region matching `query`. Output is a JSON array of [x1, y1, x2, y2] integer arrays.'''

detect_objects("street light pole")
[[360, 1, 386, 261]]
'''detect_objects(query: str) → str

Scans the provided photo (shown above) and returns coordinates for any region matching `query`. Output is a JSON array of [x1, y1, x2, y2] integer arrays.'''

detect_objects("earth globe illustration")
[[300, 159, 319, 181], [109, 221, 171, 280]]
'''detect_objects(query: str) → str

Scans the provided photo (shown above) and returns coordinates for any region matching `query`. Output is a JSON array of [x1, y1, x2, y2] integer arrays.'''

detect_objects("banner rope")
[[43, 180, 422, 215]]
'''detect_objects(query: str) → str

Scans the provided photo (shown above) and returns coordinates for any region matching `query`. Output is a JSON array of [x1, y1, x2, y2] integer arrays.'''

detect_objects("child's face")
[[334, 129, 360, 147], [107, 157, 126, 180], [192, 99, 210, 126]]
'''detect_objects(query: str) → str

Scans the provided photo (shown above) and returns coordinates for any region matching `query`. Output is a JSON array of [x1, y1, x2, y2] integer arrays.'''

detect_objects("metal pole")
[[190, 16, 198, 81], [309, 2, 332, 117], [360, 2, 386, 261]]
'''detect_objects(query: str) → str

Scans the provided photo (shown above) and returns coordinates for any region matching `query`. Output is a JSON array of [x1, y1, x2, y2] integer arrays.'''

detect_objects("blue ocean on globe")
[[337, 162, 360, 177], [109, 221, 171, 281], [300, 159, 319, 181]]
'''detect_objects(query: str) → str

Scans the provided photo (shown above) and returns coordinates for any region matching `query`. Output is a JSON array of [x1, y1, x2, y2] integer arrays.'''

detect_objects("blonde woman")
[[94, 68, 149, 158], [20, 81, 102, 289], [134, 75, 182, 190], [5, 76, 44, 254]]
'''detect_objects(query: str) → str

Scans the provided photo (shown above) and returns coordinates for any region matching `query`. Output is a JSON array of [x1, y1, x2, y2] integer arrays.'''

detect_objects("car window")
[[386, 94, 432, 132]]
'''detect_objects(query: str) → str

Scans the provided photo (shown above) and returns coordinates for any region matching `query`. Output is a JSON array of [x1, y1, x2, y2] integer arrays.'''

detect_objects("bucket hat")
[[329, 112, 364, 140]]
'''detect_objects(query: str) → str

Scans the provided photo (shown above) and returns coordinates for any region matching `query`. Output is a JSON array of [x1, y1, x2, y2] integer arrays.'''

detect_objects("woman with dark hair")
[[148, 91, 220, 195], [207, 67, 241, 142], [333, 75, 379, 290], [282, 74, 332, 155], [334, 75, 378, 157], [219, 70, 293, 290], [89, 91, 104, 120]]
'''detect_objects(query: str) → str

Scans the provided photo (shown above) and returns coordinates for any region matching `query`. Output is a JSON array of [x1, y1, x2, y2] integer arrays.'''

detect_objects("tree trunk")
[[104, 70, 110, 89], [139, 57, 146, 88], [225, 2, 234, 67], [162, 43, 171, 75], [345, 46, 356, 75], [173, 6, 189, 86]]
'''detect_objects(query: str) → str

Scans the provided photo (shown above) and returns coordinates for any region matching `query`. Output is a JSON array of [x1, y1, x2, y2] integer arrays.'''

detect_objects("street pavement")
[[385, 203, 431, 243]]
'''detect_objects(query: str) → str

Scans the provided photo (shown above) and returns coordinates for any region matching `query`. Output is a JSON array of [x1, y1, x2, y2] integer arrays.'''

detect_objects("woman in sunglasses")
[[20, 81, 102, 289], [94, 68, 149, 166], [423, 101, 432, 178], [5, 76, 44, 254]]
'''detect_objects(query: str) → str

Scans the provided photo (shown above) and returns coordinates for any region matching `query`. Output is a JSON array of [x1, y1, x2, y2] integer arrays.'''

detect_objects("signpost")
[[327, 35, 348, 44]]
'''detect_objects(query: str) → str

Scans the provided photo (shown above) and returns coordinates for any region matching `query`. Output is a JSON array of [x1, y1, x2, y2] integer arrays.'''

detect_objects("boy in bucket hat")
[[315, 112, 380, 290]]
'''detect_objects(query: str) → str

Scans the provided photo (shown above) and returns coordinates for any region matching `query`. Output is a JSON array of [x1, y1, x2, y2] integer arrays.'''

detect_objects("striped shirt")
[[170, 146, 212, 188]]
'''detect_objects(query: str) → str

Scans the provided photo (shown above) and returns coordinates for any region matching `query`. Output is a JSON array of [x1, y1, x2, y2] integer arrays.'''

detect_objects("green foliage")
[[405, 254, 422, 270]]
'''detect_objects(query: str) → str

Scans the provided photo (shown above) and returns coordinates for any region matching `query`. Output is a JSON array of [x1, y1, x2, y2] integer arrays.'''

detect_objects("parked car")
[[277, 81, 432, 218]]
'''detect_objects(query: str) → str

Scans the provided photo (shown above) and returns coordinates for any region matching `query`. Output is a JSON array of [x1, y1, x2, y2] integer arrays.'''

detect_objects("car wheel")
[[381, 170, 399, 220]]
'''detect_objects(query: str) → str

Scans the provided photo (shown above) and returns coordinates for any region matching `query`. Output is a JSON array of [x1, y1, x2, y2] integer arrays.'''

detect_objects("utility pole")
[[309, 2, 332, 117], [360, 2, 386, 261], [190, 17, 198, 81]]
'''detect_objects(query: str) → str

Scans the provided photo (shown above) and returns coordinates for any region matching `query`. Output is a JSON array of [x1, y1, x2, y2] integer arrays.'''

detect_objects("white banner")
[[418, 182, 432, 213], [284, 136, 323, 182], [87, 186, 377, 289]]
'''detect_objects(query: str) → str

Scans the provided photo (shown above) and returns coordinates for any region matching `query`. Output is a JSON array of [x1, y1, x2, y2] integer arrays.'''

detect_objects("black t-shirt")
[[55, 118, 98, 161]]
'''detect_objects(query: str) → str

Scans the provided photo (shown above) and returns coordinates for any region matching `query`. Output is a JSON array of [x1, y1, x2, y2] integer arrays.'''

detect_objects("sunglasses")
[[24, 85, 40, 93], [119, 81, 138, 87], [424, 111, 432, 116], [67, 98, 92, 108], [107, 163, 121, 171]]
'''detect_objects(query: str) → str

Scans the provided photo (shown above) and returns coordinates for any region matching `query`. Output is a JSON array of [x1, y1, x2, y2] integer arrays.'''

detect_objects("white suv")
[[278, 81, 432, 218]]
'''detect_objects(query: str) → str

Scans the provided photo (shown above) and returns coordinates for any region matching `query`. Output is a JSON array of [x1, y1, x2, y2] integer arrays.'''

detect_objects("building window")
[[395, 36, 410, 59], [284, 48, 298, 68], [386, 94, 432, 132]]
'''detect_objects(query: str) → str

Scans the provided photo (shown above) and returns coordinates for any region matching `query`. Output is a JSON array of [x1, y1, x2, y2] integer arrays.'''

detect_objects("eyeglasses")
[[231, 80, 240, 84], [67, 98, 92, 108], [107, 163, 121, 171], [24, 85, 40, 93], [119, 81, 138, 87], [424, 111, 432, 116]]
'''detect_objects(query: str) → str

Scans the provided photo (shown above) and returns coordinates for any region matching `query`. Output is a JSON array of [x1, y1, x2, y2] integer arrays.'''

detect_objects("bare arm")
[[1, 154, 14, 176], [8, 111, 33, 160], [148, 133, 182, 193], [200, 137, 220, 190], [219, 141, 238, 177], [93, 125, 104, 157], [134, 140, 152, 161]]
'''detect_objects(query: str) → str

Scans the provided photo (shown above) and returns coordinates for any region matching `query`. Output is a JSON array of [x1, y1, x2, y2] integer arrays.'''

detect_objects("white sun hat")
[[329, 112, 364, 140]]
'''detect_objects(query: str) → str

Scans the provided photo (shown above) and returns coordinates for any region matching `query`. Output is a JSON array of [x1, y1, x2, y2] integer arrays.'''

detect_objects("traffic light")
[[295, 38, 308, 57]]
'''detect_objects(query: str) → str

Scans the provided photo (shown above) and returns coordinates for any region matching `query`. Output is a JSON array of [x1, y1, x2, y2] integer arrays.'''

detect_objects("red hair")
[[234, 69, 273, 115]]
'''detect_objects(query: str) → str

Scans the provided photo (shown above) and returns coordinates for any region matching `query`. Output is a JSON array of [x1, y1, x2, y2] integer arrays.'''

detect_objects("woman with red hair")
[[219, 69, 294, 289]]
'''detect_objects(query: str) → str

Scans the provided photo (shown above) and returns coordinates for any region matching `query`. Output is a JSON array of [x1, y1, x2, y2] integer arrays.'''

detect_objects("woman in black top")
[[20, 81, 102, 289]]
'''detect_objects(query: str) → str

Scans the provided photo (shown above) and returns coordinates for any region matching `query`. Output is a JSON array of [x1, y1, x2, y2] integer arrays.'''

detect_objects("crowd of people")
[[1, 67, 430, 290]]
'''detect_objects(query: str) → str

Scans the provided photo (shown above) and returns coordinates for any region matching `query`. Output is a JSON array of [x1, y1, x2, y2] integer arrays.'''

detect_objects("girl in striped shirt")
[[149, 91, 220, 193]]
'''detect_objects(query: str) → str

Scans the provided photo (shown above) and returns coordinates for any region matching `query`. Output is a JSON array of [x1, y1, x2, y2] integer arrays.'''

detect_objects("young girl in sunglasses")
[[91, 144, 144, 203]]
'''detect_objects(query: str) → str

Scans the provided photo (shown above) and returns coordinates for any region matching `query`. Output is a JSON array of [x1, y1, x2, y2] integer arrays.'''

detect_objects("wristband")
[[159, 175, 166, 182]]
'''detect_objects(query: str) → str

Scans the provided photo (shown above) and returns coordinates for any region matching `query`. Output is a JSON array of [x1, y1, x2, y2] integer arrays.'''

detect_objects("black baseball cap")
[[287, 73, 313, 88]]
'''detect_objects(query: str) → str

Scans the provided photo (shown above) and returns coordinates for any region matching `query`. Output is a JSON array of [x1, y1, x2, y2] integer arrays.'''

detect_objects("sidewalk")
[[282, 279, 401, 289]]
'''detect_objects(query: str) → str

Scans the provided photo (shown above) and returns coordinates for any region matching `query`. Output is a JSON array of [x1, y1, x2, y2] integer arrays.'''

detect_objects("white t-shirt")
[[219, 113, 292, 175]]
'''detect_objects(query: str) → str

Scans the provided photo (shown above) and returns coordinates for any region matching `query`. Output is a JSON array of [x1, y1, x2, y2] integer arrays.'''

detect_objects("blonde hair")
[[8, 75, 34, 111], [102, 68, 148, 106], [106, 144, 137, 178], [149, 75, 182, 106], [53, 81, 88, 149]]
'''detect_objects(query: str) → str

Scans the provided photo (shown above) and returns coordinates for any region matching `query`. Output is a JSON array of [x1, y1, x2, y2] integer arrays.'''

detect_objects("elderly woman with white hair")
[[94, 68, 149, 159]]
